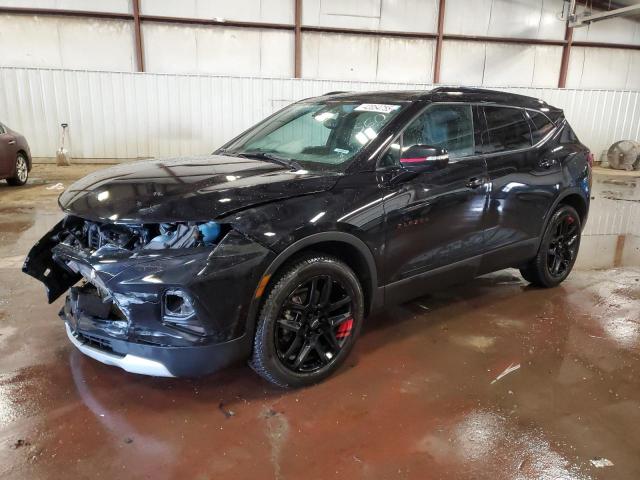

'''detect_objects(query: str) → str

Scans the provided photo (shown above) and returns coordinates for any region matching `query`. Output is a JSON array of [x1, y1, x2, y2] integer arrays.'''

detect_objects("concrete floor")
[[1, 165, 639, 479]]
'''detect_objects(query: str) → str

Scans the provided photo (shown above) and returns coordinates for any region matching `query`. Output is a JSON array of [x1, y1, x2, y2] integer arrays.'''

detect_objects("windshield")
[[220, 100, 406, 171]]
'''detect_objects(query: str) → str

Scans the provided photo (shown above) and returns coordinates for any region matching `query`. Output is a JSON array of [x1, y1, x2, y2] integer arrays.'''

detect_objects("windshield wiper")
[[234, 151, 303, 171]]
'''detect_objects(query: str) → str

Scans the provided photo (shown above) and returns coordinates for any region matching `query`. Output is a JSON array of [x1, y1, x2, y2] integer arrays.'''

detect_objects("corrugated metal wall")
[[1, 67, 639, 162]]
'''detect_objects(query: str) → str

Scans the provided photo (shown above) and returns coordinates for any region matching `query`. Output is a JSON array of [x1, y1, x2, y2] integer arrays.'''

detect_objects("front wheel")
[[250, 254, 364, 388], [520, 205, 581, 288], [6, 153, 29, 186]]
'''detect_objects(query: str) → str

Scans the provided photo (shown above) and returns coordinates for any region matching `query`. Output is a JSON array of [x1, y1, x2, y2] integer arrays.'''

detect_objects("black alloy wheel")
[[275, 275, 354, 373], [251, 254, 364, 388], [520, 204, 581, 287], [547, 212, 579, 278]]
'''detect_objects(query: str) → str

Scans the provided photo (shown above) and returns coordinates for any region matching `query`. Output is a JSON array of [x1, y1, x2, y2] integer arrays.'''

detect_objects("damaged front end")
[[23, 216, 274, 377]]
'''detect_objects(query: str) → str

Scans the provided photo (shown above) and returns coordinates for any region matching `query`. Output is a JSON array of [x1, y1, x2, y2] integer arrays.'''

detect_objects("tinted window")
[[403, 104, 475, 159], [560, 122, 579, 143], [484, 107, 532, 153], [528, 111, 555, 144]]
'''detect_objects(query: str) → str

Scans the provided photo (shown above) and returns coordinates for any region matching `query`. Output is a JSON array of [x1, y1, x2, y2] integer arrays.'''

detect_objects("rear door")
[[379, 103, 489, 303], [479, 106, 559, 272]]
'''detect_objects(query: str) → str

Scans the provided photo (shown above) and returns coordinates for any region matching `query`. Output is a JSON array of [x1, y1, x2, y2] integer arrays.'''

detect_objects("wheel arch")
[[536, 189, 588, 251], [245, 232, 379, 338]]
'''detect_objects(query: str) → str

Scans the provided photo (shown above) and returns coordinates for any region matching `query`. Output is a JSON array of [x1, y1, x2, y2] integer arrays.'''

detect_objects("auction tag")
[[354, 104, 400, 113]]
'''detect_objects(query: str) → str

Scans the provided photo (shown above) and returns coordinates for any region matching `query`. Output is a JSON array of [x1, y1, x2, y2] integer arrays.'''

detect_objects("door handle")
[[466, 177, 484, 189], [7, 140, 16, 145]]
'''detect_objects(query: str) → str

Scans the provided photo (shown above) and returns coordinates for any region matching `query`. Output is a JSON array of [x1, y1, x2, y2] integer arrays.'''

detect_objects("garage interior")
[[1, 1, 640, 479]]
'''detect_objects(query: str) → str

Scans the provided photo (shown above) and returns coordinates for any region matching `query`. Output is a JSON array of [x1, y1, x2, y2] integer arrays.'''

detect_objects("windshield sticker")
[[354, 104, 401, 113], [334, 148, 349, 154]]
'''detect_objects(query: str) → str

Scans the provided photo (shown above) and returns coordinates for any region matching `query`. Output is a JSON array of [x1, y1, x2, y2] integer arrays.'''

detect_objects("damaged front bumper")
[[24, 217, 275, 377]]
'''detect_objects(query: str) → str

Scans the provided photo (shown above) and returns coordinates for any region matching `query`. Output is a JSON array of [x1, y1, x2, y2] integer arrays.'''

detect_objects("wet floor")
[[1, 165, 639, 479]]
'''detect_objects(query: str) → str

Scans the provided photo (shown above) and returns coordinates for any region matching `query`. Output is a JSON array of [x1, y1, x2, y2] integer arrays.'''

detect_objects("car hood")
[[59, 155, 340, 223]]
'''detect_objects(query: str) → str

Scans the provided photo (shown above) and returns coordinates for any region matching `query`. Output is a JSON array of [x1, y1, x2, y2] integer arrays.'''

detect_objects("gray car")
[[0, 122, 32, 186]]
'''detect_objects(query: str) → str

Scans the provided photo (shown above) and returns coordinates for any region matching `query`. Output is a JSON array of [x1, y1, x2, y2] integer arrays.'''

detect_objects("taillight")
[[587, 152, 594, 168]]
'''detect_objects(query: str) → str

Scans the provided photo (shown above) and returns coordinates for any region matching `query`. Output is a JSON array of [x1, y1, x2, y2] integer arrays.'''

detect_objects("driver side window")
[[380, 104, 476, 167]]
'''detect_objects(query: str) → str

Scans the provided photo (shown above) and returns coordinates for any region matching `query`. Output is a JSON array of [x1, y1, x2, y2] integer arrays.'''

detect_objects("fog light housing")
[[164, 289, 195, 319], [162, 289, 206, 335]]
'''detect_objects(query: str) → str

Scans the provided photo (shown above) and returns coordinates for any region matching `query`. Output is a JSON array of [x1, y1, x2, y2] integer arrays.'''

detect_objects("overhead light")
[[97, 191, 109, 201]]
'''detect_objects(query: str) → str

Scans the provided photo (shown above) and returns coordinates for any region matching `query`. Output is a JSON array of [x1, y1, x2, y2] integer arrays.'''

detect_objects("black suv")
[[24, 88, 591, 387]]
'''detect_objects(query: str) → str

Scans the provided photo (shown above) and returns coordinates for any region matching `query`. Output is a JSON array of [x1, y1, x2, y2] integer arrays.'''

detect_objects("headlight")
[[145, 221, 222, 249]]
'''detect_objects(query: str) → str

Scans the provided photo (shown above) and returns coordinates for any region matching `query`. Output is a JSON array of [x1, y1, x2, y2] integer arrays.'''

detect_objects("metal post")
[[558, 1, 575, 88], [294, 0, 302, 78], [433, 0, 446, 83], [132, 0, 145, 72]]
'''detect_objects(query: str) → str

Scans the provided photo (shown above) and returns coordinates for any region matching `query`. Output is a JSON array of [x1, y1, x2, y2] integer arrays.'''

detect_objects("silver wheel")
[[16, 155, 28, 183]]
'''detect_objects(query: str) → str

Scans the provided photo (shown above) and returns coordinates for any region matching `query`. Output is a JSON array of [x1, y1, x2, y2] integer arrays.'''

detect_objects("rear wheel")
[[6, 153, 28, 186], [250, 253, 364, 388], [520, 205, 581, 287]]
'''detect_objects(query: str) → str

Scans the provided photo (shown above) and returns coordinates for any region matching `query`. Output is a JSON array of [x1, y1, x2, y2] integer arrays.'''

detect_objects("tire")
[[250, 253, 364, 388], [520, 205, 581, 288], [6, 153, 29, 186]]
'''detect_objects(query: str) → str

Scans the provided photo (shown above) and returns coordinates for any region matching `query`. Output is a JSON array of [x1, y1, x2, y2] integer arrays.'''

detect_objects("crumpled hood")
[[59, 155, 339, 223]]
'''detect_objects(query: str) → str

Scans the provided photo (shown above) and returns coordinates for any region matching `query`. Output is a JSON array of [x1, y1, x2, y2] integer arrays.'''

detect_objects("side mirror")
[[400, 144, 449, 171]]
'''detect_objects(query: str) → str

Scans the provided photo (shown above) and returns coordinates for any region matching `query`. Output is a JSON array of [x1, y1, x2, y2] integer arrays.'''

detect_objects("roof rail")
[[323, 91, 350, 96]]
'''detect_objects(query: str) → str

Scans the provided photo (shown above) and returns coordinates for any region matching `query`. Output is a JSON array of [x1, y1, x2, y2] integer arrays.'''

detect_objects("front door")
[[0, 123, 16, 178], [379, 103, 489, 304]]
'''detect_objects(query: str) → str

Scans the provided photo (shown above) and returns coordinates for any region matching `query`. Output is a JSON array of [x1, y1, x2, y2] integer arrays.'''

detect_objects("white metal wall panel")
[[0, 0, 131, 13], [566, 47, 640, 90], [444, 0, 565, 40], [302, 32, 434, 82], [379, 0, 438, 33], [0, 15, 136, 71], [142, 23, 294, 77], [302, 0, 438, 33], [0, 67, 639, 166], [440, 41, 562, 88], [139, 0, 293, 24]]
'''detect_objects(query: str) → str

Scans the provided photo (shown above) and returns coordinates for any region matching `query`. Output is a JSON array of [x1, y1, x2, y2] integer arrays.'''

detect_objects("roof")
[[318, 87, 561, 114]]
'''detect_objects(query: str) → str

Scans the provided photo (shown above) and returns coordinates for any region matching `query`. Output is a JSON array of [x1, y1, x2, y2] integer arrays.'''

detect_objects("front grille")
[[76, 331, 120, 356]]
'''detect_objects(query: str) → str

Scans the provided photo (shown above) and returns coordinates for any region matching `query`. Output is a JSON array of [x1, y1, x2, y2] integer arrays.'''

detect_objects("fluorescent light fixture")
[[97, 191, 109, 202]]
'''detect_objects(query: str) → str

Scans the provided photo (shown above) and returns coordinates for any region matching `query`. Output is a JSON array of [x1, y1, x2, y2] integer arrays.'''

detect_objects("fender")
[[243, 231, 379, 338], [536, 187, 589, 249]]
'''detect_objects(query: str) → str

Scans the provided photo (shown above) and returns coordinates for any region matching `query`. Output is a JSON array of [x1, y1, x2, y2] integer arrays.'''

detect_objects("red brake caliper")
[[335, 318, 354, 339]]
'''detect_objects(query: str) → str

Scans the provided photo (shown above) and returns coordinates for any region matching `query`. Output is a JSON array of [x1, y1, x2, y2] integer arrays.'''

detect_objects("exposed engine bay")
[[61, 218, 222, 253]]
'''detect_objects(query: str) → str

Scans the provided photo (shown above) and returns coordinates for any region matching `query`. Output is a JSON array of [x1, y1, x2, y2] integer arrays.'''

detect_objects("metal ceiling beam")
[[569, 2, 640, 27]]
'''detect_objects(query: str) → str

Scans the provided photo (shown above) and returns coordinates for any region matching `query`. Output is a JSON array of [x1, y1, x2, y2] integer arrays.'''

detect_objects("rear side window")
[[527, 111, 555, 144], [483, 107, 532, 153], [560, 122, 579, 143], [0, 124, 5, 134]]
